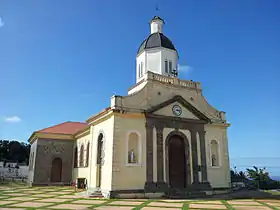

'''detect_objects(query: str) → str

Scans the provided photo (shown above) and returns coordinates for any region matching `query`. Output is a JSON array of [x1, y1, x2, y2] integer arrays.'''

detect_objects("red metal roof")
[[36, 121, 88, 135]]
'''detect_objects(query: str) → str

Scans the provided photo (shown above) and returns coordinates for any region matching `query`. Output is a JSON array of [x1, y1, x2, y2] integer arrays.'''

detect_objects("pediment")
[[146, 95, 209, 121], [153, 101, 199, 119]]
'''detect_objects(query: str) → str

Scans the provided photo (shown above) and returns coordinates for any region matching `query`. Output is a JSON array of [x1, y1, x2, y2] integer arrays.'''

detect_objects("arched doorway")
[[96, 133, 104, 188], [166, 132, 190, 189], [51, 157, 62, 182]]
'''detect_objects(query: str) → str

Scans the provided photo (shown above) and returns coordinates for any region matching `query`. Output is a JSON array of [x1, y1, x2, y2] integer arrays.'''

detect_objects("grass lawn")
[[264, 189, 280, 195]]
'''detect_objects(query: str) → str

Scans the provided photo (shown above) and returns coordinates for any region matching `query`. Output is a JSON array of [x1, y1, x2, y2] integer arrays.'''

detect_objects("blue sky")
[[0, 1, 279, 175]]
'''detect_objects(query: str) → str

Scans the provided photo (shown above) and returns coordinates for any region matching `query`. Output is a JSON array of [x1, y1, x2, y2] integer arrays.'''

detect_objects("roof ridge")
[[36, 121, 86, 132], [67, 121, 87, 124], [36, 121, 69, 132]]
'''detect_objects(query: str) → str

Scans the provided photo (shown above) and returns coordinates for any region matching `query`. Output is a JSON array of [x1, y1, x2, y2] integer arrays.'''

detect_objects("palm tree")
[[246, 166, 270, 189], [239, 171, 247, 180], [231, 167, 247, 180]]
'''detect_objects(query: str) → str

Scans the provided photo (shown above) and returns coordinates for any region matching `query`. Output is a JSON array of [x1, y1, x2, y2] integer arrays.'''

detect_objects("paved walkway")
[[0, 185, 280, 209]]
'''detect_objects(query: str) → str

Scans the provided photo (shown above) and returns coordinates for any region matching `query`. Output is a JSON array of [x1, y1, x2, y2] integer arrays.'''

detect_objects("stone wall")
[[32, 138, 74, 185]]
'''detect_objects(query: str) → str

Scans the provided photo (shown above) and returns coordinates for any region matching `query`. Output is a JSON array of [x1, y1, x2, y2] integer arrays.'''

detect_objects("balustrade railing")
[[147, 71, 200, 89]]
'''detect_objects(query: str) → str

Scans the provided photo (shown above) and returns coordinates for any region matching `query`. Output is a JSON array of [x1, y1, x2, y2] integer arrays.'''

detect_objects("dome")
[[137, 32, 177, 55]]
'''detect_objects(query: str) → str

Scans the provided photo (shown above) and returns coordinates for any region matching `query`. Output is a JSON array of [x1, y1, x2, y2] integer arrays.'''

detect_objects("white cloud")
[[178, 64, 192, 74], [0, 17, 4, 28], [4, 116, 22, 123]]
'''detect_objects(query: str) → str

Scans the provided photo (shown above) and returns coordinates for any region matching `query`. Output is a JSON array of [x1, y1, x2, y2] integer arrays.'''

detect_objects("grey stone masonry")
[[32, 138, 74, 185]]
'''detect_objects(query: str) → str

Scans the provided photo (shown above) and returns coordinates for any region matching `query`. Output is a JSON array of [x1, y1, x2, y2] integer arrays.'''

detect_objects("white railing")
[[153, 74, 175, 84], [147, 71, 200, 89], [179, 80, 197, 89]]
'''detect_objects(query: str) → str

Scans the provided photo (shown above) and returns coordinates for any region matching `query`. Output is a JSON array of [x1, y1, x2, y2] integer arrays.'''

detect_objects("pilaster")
[[191, 130, 199, 184]]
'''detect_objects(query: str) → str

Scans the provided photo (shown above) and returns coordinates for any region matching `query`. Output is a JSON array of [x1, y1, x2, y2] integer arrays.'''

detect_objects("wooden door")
[[51, 157, 62, 182], [168, 136, 186, 188]]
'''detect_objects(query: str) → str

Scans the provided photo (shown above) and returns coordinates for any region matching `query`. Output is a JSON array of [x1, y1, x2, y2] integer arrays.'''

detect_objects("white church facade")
[[27, 16, 231, 198]]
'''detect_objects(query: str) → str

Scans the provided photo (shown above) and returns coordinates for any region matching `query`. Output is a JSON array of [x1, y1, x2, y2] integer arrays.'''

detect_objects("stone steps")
[[87, 188, 104, 198], [75, 188, 104, 198], [168, 189, 206, 199], [89, 190, 103, 198]]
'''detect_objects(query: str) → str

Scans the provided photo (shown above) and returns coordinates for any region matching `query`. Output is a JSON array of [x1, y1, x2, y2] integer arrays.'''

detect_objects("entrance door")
[[168, 135, 186, 188], [96, 133, 104, 188], [51, 157, 62, 182]]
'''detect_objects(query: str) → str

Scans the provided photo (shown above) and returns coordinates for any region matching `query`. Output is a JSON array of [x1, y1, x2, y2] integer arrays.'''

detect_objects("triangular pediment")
[[153, 101, 199, 119], [146, 95, 209, 121]]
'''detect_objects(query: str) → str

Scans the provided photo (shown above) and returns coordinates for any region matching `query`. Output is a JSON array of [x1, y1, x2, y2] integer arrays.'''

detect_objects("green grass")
[[221, 200, 235, 210], [1, 183, 280, 209], [0, 181, 27, 187], [182, 202, 189, 210], [264, 190, 280, 195], [256, 200, 279, 210]]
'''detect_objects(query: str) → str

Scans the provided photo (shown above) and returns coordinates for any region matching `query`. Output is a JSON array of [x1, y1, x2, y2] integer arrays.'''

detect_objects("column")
[[156, 125, 164, 182], [191, 130, 199, 184], [199, 129, 208, 182], [145, 121, 154, 183]]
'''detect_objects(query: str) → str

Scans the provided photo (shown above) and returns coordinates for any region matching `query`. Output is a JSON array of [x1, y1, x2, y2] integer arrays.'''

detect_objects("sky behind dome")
[[0, 0, 279, 175]]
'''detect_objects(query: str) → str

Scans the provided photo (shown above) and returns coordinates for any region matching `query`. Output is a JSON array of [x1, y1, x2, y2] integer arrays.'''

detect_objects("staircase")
[[168, 188, 206, 199], [75, 188, 104, 198], [89, 189, 103, 198]]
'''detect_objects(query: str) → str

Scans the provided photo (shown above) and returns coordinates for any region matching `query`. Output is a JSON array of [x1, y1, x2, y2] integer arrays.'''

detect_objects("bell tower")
[[136, 16, 179, 83], [150, 16, 164, 34]]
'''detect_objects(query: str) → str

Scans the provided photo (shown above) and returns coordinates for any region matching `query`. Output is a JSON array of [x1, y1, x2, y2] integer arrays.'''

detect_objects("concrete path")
[[0, 185, 280, 209]]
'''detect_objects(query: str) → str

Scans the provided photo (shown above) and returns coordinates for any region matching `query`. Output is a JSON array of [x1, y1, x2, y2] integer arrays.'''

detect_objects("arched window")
[[169, 60, 172, 73], [138, 64, 141, 78], [210, 140, 219, 167], [79, 144, 84, 167], [164, 60, 168, 73], [96, 133, 105, 188], [140, 62, 144, 77], [126, 132, 141, 165], [86, 142, 90, 167], [74, 147, 78, 168], [96, 133, 104, 165]]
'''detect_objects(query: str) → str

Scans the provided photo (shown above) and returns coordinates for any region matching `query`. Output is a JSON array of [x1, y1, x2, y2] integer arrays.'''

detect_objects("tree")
[[0, 140, 30, 165], [246, 166, 271, 189], [231, 166, 247, 182], [230, 166, 280, 190], [239, 171, 246, 179], [0, 140, 10, 161]]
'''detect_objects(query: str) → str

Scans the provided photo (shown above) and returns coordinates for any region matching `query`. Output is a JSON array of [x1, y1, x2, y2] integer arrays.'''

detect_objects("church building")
[[27, 16, 231, 198]]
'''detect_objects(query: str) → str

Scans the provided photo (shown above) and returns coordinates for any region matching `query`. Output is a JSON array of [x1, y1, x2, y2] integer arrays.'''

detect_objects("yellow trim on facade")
[[90, 112, 114, 126], [209, 123, 231, 128], [87, 111, 144, 128], [29, 110, 145, 144], [29, 132, 73, 144], [28, 133, 37, 144], [114, 112, 145, 119], [74, 127, 90, 139], [39, 133, 73, 140], [86, 108, 112, 124]]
